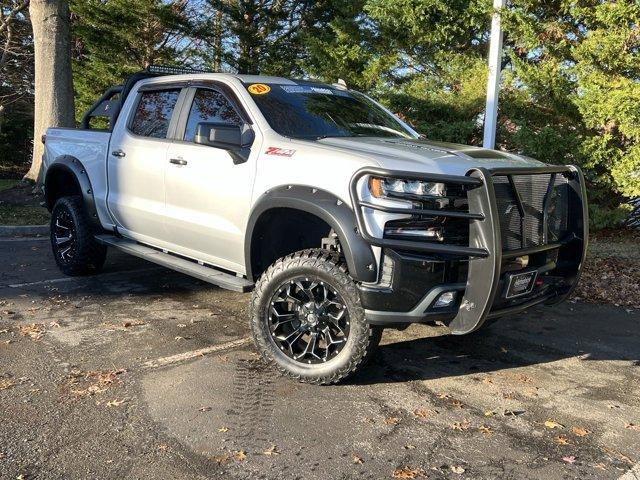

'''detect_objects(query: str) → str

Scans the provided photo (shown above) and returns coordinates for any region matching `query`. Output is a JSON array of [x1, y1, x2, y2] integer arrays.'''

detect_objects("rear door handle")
[[169, 158, 188, 166], [111, 149, 126, 158]]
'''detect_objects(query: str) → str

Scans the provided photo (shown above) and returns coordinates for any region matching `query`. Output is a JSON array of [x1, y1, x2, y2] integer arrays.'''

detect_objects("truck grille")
[[493, 173, 570, 251]]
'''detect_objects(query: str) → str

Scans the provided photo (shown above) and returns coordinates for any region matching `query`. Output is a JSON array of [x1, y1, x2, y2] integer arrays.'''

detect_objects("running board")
[[95, 235, 253, 293]]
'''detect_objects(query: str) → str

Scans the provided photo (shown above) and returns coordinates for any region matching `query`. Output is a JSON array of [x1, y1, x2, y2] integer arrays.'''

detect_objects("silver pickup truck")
[[41, 67, 588, 384]]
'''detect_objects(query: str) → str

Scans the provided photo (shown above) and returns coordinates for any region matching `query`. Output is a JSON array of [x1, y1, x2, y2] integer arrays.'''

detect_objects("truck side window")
[[130, 89, 181, 139], [184, 89, 242, 142]]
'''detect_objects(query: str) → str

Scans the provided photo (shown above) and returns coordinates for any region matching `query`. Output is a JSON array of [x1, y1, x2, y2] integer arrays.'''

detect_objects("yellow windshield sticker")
[[248, 84, 271, 95]]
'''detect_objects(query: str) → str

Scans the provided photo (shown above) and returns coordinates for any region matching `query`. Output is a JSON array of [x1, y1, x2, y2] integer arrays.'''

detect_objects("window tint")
[[130, 89, 181, 138], [246, 83, 416, 140], [184, 89, 242, 142]]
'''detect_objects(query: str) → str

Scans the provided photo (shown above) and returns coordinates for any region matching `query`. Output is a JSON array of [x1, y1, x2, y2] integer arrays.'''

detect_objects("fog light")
[[434, 291, 457, 308], [384, 226, 443, 241]]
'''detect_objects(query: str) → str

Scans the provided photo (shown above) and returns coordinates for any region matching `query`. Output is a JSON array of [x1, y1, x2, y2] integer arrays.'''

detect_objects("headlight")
[[369, 177, 446, 198]]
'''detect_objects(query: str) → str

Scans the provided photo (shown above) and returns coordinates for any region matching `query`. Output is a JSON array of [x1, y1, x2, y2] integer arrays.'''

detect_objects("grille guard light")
[[384, 225, 444, 241], [369, 176, 446, 198], [434, 291, 457, 308]]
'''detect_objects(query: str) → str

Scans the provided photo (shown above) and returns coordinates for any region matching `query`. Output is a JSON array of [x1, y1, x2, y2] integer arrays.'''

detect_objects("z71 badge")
[[265, 147, 296, 157]]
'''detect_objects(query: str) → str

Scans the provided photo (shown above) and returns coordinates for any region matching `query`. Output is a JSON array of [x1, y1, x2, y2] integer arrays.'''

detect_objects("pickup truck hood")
[[316, 137, 546, 175]]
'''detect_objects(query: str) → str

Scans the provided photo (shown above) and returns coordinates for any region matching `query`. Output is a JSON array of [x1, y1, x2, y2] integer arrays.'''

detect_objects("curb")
[[0, 224, 49, 237]]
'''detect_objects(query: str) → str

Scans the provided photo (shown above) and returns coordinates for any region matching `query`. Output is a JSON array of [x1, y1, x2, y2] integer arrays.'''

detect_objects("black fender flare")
[[245, 185, 377, 283], [44, 156, 101, 228]]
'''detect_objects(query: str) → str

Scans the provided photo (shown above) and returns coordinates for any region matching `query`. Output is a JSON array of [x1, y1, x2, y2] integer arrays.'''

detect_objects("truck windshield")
[[244, 83, 418, 140]]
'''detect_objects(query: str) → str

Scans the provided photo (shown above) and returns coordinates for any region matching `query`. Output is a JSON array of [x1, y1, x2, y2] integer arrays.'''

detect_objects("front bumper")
[[350, 165, 588, 334]]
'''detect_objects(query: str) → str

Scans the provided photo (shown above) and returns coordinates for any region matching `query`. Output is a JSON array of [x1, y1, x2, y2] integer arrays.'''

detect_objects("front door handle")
[[169, 158, 188, 166], [111, 149, 126, 158]]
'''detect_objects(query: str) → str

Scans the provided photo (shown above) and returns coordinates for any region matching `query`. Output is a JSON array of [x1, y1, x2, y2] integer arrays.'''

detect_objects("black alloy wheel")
[[52, 206, 77, 264], [251, 249, 382, 384], [50, 196, 107, 276], [267, 277, 350, 364]]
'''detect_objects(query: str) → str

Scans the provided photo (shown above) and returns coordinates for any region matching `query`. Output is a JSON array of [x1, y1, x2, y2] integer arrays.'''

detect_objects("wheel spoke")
[[55, 219, 70, 230], [270, 307, 297, 330], [55, 235, 73, 246], [327, 307, 346, 323], [295, 281, 314, 302]]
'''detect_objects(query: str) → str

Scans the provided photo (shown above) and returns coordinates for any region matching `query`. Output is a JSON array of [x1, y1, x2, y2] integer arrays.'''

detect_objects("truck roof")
[[80, 66, 338, 130], [138, 72, 327, 87]]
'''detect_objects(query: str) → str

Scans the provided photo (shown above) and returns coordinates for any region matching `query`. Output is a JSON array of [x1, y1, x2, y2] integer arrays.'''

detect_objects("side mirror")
[[194, 122, 243, 150]]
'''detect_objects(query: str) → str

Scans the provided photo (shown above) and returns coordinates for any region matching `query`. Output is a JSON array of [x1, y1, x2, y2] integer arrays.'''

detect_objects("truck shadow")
[[350, 303, 640, 385]]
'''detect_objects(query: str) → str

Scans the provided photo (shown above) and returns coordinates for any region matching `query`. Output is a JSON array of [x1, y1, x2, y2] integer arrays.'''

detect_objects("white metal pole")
[[483, 0, 507, 149]]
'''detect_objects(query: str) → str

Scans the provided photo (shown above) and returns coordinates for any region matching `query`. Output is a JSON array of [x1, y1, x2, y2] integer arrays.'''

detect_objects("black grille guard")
[[349, 165, 589, 335]]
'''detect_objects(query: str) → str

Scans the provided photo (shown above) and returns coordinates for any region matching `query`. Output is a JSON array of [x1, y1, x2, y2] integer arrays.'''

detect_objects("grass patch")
[[0, 204, 50, 226], [0, 179, 19, 192]]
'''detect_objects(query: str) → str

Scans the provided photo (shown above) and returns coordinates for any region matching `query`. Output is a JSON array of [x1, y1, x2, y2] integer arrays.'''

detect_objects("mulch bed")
[[0, 182, 43, 207], [574, 254, 640, 310]]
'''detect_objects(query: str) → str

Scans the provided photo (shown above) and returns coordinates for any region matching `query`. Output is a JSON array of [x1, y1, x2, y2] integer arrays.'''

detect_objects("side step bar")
[[95, 235, 254, 293]]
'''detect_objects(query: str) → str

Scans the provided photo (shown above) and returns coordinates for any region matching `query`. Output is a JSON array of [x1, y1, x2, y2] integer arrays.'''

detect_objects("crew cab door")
[[107, 85, 185, 244], [164, 85, 257, 272]]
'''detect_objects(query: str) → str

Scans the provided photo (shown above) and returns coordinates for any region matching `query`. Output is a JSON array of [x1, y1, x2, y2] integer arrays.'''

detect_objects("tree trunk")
[[25, 0, 75, 183]]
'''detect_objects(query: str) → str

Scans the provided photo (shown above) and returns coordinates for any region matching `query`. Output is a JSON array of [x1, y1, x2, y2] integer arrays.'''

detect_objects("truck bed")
[[43, 127, 112, 227]]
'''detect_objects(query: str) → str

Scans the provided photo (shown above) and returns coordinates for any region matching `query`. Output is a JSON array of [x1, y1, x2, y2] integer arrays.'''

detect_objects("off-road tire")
[[50, 196, 107, 276], [250, 249, 382, 385]]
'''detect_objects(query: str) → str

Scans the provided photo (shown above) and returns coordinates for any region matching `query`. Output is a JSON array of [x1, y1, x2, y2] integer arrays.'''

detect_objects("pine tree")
[[70, 0, 195, 120]]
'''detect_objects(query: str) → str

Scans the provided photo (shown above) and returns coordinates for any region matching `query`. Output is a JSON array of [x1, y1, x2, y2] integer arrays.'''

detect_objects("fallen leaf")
[[233, 450, 247, 461], [451, 421, 471, 431], [544, 420, 565, 429], [157, 444, 170, 451], [0, 379, 15, 390], [555, 435, 570, 445], [213, 454, 230, 465], [412, 409, 432, 418], [385, 417, 401, 426], [484, 410, 497, 417], [478, 425, 494, 436], [218, 427, 229, 433], [403, 444, 416, 450], [106, 399, 126, 407], [352, 454, 364, 464], [516, 374, 533, 384], [18, 323, 45, 340], [572, 427, 590, 437], [450, 465, 466, 474], [625, 423, 640, 431], [392, 466, 424, 479], [562, 455, 576, 464], [263, 445, 280, 456]]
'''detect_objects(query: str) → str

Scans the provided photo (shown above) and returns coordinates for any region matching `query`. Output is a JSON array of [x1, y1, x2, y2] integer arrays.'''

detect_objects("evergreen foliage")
[[0, 0, 638, 227]]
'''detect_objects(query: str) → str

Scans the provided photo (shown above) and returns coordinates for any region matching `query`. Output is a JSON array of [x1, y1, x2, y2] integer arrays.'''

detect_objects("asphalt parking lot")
[[1, 236, 639, 480]]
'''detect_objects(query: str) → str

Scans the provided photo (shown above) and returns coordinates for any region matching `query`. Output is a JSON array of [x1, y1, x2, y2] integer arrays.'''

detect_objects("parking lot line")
[[142, 337, 252, 368], [5, 266, 163, 288]]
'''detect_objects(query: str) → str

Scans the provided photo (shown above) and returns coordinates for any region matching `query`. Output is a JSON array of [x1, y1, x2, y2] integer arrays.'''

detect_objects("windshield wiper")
[[314, 134, 351, 140]]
